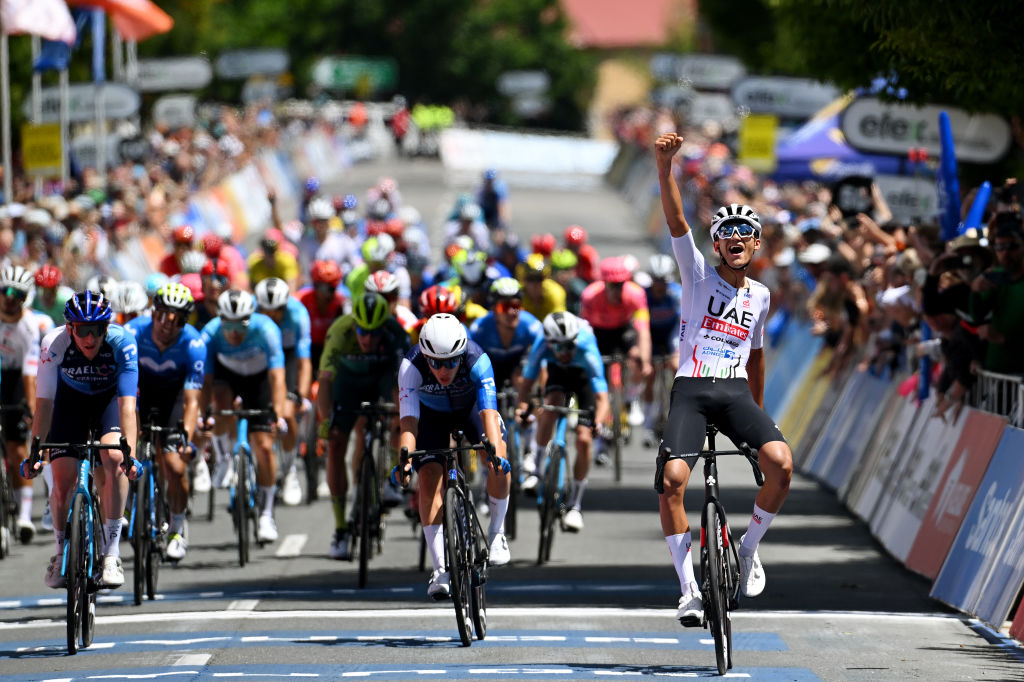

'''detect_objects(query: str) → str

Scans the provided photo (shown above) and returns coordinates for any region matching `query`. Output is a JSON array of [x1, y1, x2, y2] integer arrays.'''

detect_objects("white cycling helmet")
[[254, 277, 290, 310], [710, 203, 762, 240], [308, 197, 335, 221], [115, 281, 149, 315], [543, 311, 582, 344], [648, 254, 676, 280], [86, 274, 119, 300], [418, 313, 468, 359], [179, 250, 207, 275], [217, 289, 256, 320], [1, 264, 35, 294], [365, 269, 400, 295]]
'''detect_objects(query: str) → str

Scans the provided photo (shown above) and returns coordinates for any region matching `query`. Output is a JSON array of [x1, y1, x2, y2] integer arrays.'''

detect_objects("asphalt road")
[[1, 155, 1021, 681]]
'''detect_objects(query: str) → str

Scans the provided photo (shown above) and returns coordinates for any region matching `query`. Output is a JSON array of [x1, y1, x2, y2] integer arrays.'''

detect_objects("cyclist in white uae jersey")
[[653, 132, 793, 628]]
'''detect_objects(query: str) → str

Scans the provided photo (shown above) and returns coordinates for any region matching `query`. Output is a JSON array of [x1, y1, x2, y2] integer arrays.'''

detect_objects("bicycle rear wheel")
[[0, 455, 11, 559], [82, 497, 101, 649], [505, 421, 519, 541], [235, 451, 249, 567], [66, 494, 86, 654], [612, 390, 624, 482], [443, 487, 473, 647], [357, 452, 375, 588], [469, 511, 488, 641], [131, 469, 149, 606], [148, 477, 167, 600], [705, 501, 730, 674]]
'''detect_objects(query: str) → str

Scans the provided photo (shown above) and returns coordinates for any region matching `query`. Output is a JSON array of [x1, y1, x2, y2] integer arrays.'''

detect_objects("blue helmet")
[[64, 290, 113, 324], [144, 272, 170, 298], [304, 176, 320, 194]]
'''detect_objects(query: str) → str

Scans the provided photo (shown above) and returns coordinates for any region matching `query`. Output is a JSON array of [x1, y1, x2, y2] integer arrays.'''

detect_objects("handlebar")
[[213, 408, 276, 419], [537, 403, 595, 420], [701, 443, 764, 487], [396, 432, 500, 489], [27, 435, 136, 478], [352, 401, 398, 418]]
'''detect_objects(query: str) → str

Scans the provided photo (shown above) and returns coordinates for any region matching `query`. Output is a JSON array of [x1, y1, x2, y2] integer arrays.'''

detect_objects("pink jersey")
[[580, 281, 650, 330]]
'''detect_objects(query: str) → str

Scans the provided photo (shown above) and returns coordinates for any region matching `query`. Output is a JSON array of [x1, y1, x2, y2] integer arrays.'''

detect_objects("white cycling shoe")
[[212, 457, 235, 489], [257, 515, 279, 543], [488, 533, 511, 566], [166, 534, 187, 561], [281, 469, 303, 507], [329, 530, 352, 560], [427, 569, 450, 600], [738, 534, 766, 597], [192, 457, 212, 494], [676, 592, 703, 627], [562, 508, 584, 532], [100, 556, 125, 588], [45, 554, 65, 589]]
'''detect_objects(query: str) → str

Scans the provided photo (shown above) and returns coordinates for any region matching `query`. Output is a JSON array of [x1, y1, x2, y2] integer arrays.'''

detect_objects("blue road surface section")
[[2, 663, 821, 681], [0, 629, 789, 658]]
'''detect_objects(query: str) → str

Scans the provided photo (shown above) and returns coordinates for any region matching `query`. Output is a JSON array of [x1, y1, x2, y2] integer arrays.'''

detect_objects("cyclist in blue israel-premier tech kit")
[[24, 291, 141, 589]]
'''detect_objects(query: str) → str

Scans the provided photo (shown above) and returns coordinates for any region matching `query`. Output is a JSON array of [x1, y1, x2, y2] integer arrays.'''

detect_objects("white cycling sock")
[[104, 518, 122, 558], [487, 495, 507, 537], [740, 504, 776, 557], [533, 438, 546, 467], [423, 524, 444, 572], [666, 532, 698, 595], [260, 486, 276, 517], [643, 401, 659, 430], [213, 433, 232, 462], [170, 512, 187, 536], [568, 478, 587, 510], [42, 462, 54, 490], [19, 486, 33, 522]]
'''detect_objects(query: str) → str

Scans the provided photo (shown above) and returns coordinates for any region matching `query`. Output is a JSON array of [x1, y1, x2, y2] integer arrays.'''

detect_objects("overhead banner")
[[931, 427, 1024, 625], [311, 56, 398, 94], [136, 56, 212, 92], [840, 98, 1012, 164], [22, 82, 140, 123], [153, 94, 196, 129], [649, 53, 746, 90], [731, 77, 840, 119], [904, 410, 1007, 579], [875, 174, 939, 224], [215, 48, 289, 80]]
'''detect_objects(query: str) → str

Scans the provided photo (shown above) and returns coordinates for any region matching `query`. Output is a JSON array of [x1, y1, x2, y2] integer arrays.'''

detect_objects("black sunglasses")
[[2, 286, 27, 301], [72, 322, 108, 339]]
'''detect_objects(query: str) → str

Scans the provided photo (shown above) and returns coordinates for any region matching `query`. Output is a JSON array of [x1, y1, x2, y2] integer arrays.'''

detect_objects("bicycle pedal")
[[678, 615, 701, 628]]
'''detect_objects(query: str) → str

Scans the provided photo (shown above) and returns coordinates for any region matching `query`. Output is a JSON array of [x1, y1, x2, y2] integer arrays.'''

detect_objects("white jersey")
[[0, 311, 41, 377], [671, 231, 770, 380]]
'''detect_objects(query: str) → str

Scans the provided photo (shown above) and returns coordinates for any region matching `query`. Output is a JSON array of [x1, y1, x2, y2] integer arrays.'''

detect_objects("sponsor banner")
[[497, 70, 550, 97], [872, 406, 968, 562], [839, 387, 907, 505], [70, 133, 122, 170], [905, 410, 1007, 579], [840, 98, 1012, 164], [215, 48, 289, 80], [731, 77, 840, 119], [738, 114, 778, 173], [136, 56, 212, 92], [22, 82, 140, 123], [764, 320, 821, 417], [875, 174, 939, 224], [802, 371, 867, 480], [931, 427, 1024, 622], [1012, 602, 1024, 642], [20, 123, 62, 177], [153, 94, 197, 129], [687, 92, 735, 125], [820, 373, 891, 492], [650, 53, 746, 90], [847, 391, 919, 522], [778, 348, 833, 464], [971, 479, 1024, 628], [311, 56, 398, 94]]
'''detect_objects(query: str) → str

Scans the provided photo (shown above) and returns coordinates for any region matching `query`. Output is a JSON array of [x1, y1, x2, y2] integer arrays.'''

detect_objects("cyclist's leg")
[[158, 397, 190, 548], [96, 393, 129, 584], [239, 375, 278, 523], [656, 377, 707, 602], [413, 407, 452, 577], [209, 367, 238, 483], [3, 397, 33, 537]]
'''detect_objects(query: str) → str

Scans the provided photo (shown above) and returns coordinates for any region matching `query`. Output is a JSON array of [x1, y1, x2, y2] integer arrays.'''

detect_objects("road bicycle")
[[213, 408, 275, 567], [128, 410, 179, 605], [535, 403, 592, 565], [26, 433, 135, 654], [299, 381, 322, 504], [601, 353, 628, 481], [658, 423, 763, 674], [399, 432, 500, 647], [350, 401, 398, 588]]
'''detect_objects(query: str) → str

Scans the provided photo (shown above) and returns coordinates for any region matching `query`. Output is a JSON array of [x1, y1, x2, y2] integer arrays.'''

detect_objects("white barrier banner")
[[848, 391, 919, 522]]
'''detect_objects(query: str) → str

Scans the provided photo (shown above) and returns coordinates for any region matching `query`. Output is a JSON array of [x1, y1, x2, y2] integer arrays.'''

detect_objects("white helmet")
[[543, 311, 582, 344], [1, 264, 35, 295], [648, 254, 676, 280], [179, 250, 207, 275], [308, 197, 335, 221], [365, 269, 400, 295], [254, 277, 290, 310], [114, 281, 149, 315], [86, 274, 119, 300], [418, 313, 468, 359], [710, 203, 762, 240], [217, 289, 256, 320], [459, 202, 482, 222], [361, 233, 396, 263]]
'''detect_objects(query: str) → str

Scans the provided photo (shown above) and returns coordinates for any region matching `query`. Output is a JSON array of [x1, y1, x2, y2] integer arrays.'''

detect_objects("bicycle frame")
[[233, 416, 257, 516], [62, 456, 98, 581]]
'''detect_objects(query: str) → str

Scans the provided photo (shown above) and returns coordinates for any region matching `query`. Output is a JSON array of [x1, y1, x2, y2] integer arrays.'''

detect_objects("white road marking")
[[132, 637, 231, 646], [227, 599, 259, 611], [173, 654, 211, 666], [275, 534, 307, 557]]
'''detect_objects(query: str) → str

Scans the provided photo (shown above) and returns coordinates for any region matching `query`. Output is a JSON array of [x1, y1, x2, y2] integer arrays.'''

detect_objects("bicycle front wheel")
[[443, 487, 473, 647], [537, 445, 563, 565], [705, 501, 730, 674], [235, 451, 249, 567], [66, 494, 87, 654], [131, 470, 149, 606], [357, 453, 375, 588], [0, 454, 11, 559], [470, 510, 488, 641], [505, 422, 519, 541], [148, 477, 166, 600]]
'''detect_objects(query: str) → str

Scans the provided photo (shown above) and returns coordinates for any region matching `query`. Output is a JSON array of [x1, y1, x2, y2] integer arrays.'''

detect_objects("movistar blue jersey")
[[398, 339, 497, 418], [646, 282, 683, 349], [125, 316, 206, 391], [469, 310, 543, 385], [274, 297, 312, 359], [37, 324, 139, 398], [522, 326, 607, 394], [201, 313, 285, 377]]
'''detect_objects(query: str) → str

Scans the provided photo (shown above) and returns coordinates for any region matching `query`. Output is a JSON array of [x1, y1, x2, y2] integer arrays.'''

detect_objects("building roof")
[[561, 0, 678, 49]]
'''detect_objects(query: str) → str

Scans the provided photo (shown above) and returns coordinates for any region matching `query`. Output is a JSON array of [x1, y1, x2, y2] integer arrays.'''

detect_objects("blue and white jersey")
[[522, 326, 608, 394], [37, 324, 139, 398], [646, 281, 683, 347], [398, 339, 498, 419], [125, 316, 206, 391], [201, 313, 285, 377], [274, 297, 312, 359], [469, 311, 543, 382]]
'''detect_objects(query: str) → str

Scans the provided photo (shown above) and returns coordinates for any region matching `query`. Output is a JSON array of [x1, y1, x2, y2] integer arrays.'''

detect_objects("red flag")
[[67, 0, 173, 41]]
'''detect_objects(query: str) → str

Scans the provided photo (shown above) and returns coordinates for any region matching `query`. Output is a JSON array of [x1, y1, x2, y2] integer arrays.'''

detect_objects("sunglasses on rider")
[[355, 325, 382, 337], [72, 322, 107, 339], [494, 299, 521, 314], [2, 286, 27, 301], [713, 223, 759, 240], [154, 309, 187, 327], [222, 319, 250, 334], [548, 340, 576, 354], [426, 356, 462, 370], [204, 273, 230, 287]]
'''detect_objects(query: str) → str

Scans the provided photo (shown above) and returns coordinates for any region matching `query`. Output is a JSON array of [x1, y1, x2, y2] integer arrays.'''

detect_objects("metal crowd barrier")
[[970, 369, 1024, 428]]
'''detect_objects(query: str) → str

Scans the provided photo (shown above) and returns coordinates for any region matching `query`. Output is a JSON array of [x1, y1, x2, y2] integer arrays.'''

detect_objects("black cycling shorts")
[[411, 403, 504, 473], [47, 384, 121, 460], [1, 368, 29, 440], [593, 325, 638, 357], [284, 349, 300, 402], [330, 372, 395, 434], [544, 363, 596, 428], [660, 377, 786, 471], [212, 359, 273, 431]]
